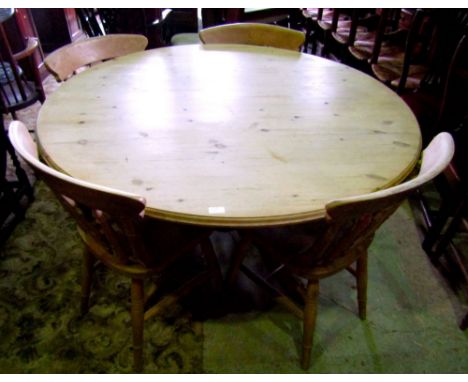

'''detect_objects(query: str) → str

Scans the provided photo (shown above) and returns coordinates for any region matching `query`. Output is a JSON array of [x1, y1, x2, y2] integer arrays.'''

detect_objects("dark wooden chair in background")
[[9, 121, 223, 372], [0, 113, 33, 243], [326, 9, 379, 62], [316, 8, 352, 57], [0, 8, 39, 242], [344, 9, 403, 71], [414, 29, 468, 330], [300, 8, 334, 54], [0, 8, 44, 119], [44, 34, 148, 82], [370, 9, 438, 94], [227, 132, 455, 369]]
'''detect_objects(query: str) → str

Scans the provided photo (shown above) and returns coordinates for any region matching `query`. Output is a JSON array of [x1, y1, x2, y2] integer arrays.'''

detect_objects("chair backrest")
[[199, 22, 305, 51], [44, 34, 148, 82], [293, 132, 454, 278], [371, 9, 438, 93], [437, 33, 468, 129], [0, 24, 44, 114], [8, 121, 156, 272]]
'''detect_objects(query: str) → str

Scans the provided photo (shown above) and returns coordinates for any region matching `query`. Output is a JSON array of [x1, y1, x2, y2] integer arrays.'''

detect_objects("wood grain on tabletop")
[[36, 44, 421, 227]]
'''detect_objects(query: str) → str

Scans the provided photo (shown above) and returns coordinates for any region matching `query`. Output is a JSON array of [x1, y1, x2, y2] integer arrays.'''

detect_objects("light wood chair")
[[228, 132, 454, 369], [199, 22, 305, 51], [8, 121, 222, 372], [44, 34, 148, 82]]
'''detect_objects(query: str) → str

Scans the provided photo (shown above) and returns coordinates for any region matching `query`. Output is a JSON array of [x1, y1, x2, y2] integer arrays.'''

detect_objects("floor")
[[203, 203, 468, 373]]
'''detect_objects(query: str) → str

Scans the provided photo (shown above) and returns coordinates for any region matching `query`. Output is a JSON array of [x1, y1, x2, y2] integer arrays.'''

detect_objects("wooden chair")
[[199, 22, 305, 51], [0, 114, 33, 243], [8, 121, 222, 372], [0, 26, 45, 119], [228, 132, 454, 369], [416, 34, 468, 330], [44, 34, 148, 82], [370, 9, 437, 93], [329, 9, 379, 62], [348, 9, 403, 71], [301, 8, 335, 54], [315, 8, 352, 57], [401, 11, 468, 146]]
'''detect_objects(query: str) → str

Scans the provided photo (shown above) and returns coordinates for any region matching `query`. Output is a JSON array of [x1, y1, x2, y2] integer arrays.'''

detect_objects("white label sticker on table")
[[208, 206, 226, 214]]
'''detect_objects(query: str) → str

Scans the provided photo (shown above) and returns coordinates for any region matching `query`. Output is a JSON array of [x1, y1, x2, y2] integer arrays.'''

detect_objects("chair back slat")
[[44, 34, 148, 82], [8, 121, 154, 268], [199, 22, 305, 51], [293, 132, 454, 277]]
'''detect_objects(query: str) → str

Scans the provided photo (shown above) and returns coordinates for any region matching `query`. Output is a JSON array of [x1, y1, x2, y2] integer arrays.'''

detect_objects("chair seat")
[[332, 24, 368, 45], [349, 38, 376, 61], [318, 18, 351, 32], [253, 220, 327, 276], [255, 225, 320, 255], [349, 29, 407, 62], [170, 33, 201, 45], [317, 8, 350, 31], [303, 8, 334, 22], [302, 8, 319, 20], [0, 61, 23, 84], [142, 218, 210, 266], [372, 59, 428, 90]]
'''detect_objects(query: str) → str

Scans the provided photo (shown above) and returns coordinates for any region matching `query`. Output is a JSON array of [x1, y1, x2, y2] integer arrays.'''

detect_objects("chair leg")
[[302, 279, 319, 370], [226, 232, 253, 289], [131, 278, 145, 373], [80, 248, 94, 315], [461, 313, 468, 330], [422, 199, 454, 259], [356, 253, 368, 320], [321, 31, 331, 57], [433, 200, 465, 259], [200, 236, 223, 292]]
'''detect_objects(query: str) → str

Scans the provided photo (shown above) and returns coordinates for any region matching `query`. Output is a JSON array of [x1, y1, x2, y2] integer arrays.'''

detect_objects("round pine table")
[[37, 44, 421, 227]]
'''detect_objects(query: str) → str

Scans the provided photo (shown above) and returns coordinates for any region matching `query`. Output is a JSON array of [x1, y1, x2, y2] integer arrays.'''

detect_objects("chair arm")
[[12, 37, 38, 61]]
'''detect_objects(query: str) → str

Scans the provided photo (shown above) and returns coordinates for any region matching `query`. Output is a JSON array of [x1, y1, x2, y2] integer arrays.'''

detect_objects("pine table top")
[[37, 44, 421, 227]]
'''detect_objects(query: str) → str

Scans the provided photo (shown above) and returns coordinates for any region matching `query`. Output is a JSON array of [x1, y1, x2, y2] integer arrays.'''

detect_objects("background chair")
[[370, 9, 438, 94], [44, 33, 148, 82], [0, 9, 45, 119], [421, 34, 468, 254], [315, 8, 352, 57], [8, 121, 222, 372], [228, 132, 454, 369], [347, 9, 405, 72], [412, 29, 468, 330], [199, 22, 305, 51], [300, 8, 323, 53], [0, 114, 33, 243]]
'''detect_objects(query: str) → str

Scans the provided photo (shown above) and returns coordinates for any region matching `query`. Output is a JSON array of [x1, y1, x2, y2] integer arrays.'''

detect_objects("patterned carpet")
[[0, 77, 204, 373], [0, 181, 205, 373]]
